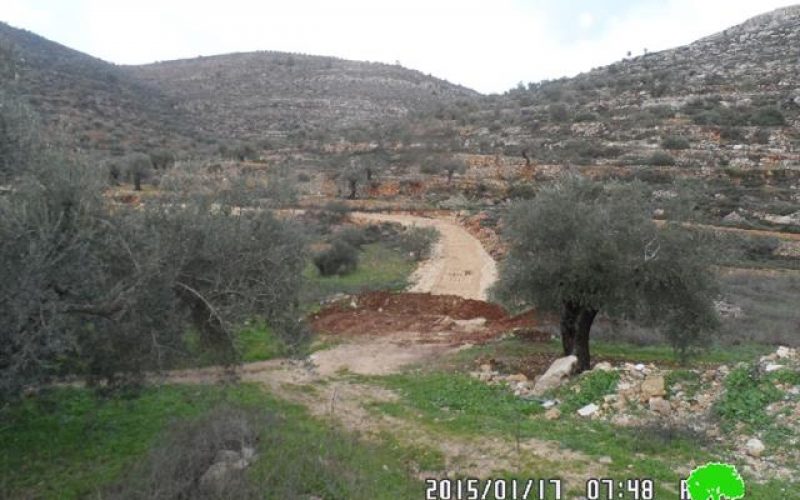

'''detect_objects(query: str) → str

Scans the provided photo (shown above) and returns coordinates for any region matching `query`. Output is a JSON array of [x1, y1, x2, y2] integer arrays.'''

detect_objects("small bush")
[[573, 111, 598, 123], [336, 226, 370, 249], [548, 103, 569, 123], [661, 136, 690, 150], [719, 127, 745, 142], [752, 129, 771, 145], [419, 162, 440, 175], [394, 227, 440, 261], [297, 172, 311, 182], [646, 151, 676, 166], [313, 240, 359, 276], [751, 107, 786, 127], [109, 404, 268, 499], [313, 202, 350, 230]]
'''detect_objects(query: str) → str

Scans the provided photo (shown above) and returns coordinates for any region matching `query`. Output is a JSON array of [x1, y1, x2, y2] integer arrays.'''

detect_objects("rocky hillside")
[[417, 6, 800, 229], [0, 22, 204, 155], [126, 52, 478, 144]]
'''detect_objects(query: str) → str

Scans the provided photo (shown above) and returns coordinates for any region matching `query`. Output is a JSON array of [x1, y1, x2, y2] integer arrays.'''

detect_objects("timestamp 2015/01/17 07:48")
[[424, 478, 563, 500]]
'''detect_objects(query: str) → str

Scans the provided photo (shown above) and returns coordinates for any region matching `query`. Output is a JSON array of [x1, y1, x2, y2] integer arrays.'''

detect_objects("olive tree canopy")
[[494, 176, 719, 371]]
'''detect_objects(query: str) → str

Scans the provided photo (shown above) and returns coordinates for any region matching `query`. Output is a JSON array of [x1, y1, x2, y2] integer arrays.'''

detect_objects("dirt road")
[[352, 212, 498, 301], [162, 213, 589, 481]]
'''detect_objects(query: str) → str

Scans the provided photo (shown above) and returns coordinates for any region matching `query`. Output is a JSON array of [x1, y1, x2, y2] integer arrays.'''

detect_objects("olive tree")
[[1, 155, 308, 400], [341, 161, 365, 200], [494, 176, 719, 371], [124, 152, 153, 191]]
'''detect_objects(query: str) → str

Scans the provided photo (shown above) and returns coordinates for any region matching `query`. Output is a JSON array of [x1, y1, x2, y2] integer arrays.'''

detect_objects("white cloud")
[[1, 0, 795, 93]]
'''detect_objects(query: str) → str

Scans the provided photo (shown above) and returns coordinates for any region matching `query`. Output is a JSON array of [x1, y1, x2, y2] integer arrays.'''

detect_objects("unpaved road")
[[163, 214, 604, 481], [352, 212, 498, 301]]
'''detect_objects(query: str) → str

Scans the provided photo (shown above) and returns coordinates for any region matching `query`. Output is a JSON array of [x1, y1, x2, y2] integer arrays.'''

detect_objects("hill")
[[126, 51, 478, 144], [0, 22, 205, 155], [417, 6, 800, 229]]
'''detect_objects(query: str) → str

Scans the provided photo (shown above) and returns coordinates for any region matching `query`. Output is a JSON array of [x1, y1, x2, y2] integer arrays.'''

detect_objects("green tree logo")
[[687, 463, 745, 500]]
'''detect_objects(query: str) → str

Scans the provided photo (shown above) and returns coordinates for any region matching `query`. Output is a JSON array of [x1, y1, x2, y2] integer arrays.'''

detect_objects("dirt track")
[[161, 213, 583, 480], [352, 212, 498, 300]]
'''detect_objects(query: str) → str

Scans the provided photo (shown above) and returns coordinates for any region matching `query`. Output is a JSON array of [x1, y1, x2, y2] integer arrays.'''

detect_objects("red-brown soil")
[[310, 291, 548, 344]]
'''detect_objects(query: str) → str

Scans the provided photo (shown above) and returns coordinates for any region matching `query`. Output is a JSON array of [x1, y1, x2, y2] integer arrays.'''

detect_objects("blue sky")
[[2, 0, 795, 93]]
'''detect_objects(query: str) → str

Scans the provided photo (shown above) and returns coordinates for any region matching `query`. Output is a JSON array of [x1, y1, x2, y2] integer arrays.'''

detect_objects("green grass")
[[235, 322, 290, 362], [375, 369, 798, 497], [378, 371, 708, 497], [183, 322, 294, 366], [0, 385, 253, 498], [552, 370, 620, 413], [713, 364, 784, 430], [301, 242, 416, 308], [0, 384, 423, 499]]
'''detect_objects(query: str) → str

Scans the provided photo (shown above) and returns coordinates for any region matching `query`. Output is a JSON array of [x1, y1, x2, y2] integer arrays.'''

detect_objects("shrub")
[[548, 103, 569, 123], [751, 107, 786, 127], [313, 239, 359, 276], [394, 227, 439, 261], [661, 136, 690, 150], [297, 172, 311, 182], [719, 127, 745, 142], [752, 129, 771, 145], [313, 202, 350, 230], [646, 151, 676, 166], [109, 404, 267, 499], [573, 111, 598, 123], [336, 225, 370, 249]]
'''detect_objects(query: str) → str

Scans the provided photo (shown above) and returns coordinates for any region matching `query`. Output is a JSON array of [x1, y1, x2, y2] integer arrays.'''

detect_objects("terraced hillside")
[[127, 52, 478, 143], [415, 6, 800, 230]]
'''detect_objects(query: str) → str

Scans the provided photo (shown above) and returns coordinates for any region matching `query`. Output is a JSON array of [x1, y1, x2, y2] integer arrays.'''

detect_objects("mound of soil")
[[310, 291, 545, 343]]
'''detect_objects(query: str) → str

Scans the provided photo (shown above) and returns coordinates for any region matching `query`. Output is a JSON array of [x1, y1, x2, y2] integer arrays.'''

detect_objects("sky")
[[2, 0, 796, 94]]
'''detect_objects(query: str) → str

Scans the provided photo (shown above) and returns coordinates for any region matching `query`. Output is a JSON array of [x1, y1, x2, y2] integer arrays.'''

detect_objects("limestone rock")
[[544, 408, 561, 420], [593, 361, 613, 372], [532, 356, 578, 396], [640, 375, 666, 400], [577, 403, 599, 417], [648, 397, 672, 415], [745, 438, 766, 457]]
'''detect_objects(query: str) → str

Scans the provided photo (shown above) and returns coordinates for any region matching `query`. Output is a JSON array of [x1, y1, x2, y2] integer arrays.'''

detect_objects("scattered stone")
[[640, 375, 666, 400], [745, 438, 766, 458], [765, 364, 785, 372], [648, 397, 672, 415], [776, 346, 794, 359], [532, 355, 578, 396], [593, 361, 613, 372], [542, 400, 558, 409], [507, 373, 528, 383], [544, 408, 561, 420], [577, 403, 599, 417], [598, 456, 614, 465]]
